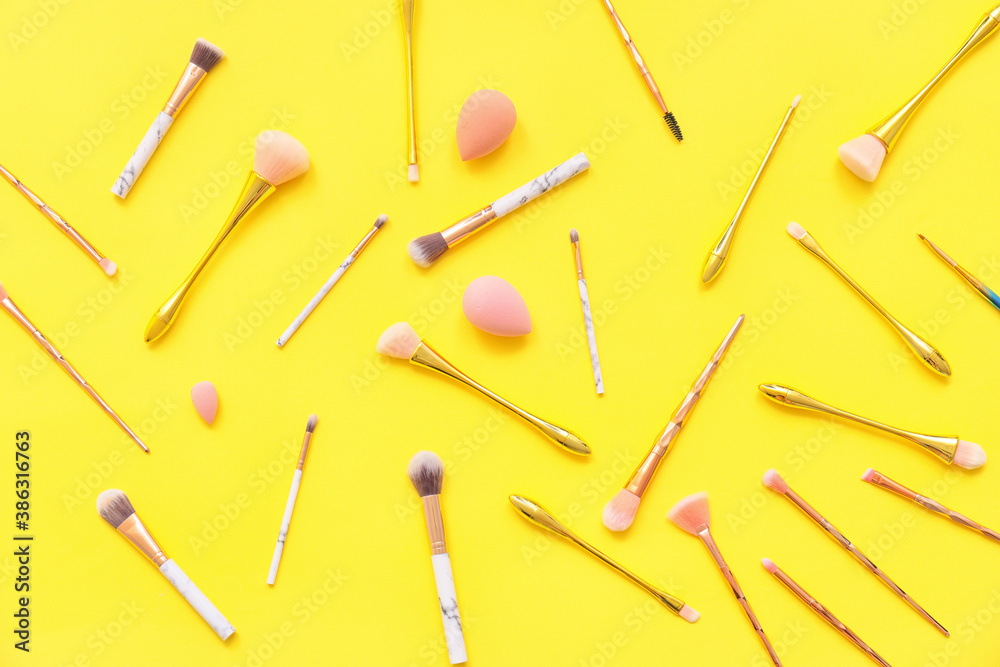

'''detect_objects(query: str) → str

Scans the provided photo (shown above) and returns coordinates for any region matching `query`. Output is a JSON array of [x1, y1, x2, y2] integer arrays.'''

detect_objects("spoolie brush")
[[266, 414, 318, 585]]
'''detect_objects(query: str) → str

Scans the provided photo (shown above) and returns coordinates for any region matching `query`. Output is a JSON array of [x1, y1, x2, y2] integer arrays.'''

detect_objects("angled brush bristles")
[[254, 131, 310, 185], [408, 233, 449, 268], [838, 134, 887, 182], [96, 489, 136, 528], [762, 469, 789, 493], [376, 322, 421, 359], [190, 38, 225, 72], [306, 414, 318, 433], [408, 450, 444, 497], [678, 606, 700, 623], [666, 491, 710, 535], [861, 468, 878, 483], [954, 440, 987, 470], [602, 489, 640, 531]]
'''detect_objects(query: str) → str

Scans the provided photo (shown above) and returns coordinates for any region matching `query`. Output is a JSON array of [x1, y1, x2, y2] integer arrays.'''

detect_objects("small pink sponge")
[[456, 90, 517, 161], [462, 276, 531, 337], [191, 381, 218, 424]]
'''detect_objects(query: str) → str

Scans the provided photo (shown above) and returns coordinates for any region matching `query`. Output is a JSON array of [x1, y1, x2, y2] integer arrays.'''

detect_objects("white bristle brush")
[[266, 414, 318, 585]]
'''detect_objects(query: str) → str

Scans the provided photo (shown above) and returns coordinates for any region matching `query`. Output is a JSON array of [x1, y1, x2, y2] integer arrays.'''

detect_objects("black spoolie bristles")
[[664, 112, 683, 142]]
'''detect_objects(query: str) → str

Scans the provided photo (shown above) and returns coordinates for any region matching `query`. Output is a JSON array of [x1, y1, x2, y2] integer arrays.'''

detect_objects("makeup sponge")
[[462, 276, 531, 337], [191, 381, 219, 424], [456, 90, 517, 161]]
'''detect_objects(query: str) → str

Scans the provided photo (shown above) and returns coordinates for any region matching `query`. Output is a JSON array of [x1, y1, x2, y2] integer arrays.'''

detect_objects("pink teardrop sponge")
[[191, 381, 219, 424], [462, 276, 532, 337], [456, 90, 517, 161]]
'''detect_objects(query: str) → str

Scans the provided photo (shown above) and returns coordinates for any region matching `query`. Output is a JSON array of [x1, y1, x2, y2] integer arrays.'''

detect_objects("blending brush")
[[409, 451, 467, 664], [407, 153, 590, 267], [569, 229, 604, 394], [377, 322, 590, 455], [0, 162, 116, 276], [277, 215, 388, 347], [112, 38, 225, 198], [266, 415, 318, 585], [759, 383, 985, 469], [862, 468, 999, 543], [144, 131, 309, 342], [97, 489, 235, 640], [603, 314, 743, 531], [0, 280, 147, 452], [838, 5, 1000, 182], [762, 469, 948, 636], [702, 95, 799, 283], [786, 221, 950, 375], [401, 0, 419, 182], [510, 494, 699, 622], [668, 492, 782, 665], [919, 234, 1000, 314], [600, 0, 682, 140], [762, 559, 892, 667]]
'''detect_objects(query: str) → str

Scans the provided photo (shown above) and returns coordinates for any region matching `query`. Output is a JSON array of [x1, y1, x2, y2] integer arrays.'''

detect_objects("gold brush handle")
[[401, 0, 417, 169]]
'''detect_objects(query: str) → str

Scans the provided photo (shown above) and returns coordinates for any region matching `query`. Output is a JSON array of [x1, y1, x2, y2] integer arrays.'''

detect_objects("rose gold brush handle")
[[601, 0, 668, 115]]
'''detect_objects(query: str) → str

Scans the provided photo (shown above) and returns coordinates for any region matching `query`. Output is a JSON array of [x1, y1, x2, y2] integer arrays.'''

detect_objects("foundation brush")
[[603, 314, 743, 531], [144, 130, 309, 342], [266, 415, 318, 585], [377, 323, 589, 454], [569, 229, 604, 394], [919, 234, 1000, 314], [97, 489, 235, 640], [510, 494, 699, 622], [759, 383, 985, 469]]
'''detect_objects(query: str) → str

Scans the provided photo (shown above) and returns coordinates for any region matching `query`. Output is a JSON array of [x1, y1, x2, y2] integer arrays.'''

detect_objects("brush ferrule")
[[864, 470, 917, 500], [163, 62, 207, 117], [439, 206, 497, 247], [296, 431, 313, 470], [571, 241, 585, 279], [421, 495, 447, 555], [350, 225, 382, 259], [117, 514, 168, 566]]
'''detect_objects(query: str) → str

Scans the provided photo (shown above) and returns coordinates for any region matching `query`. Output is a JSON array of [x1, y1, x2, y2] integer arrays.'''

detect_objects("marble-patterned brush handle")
[[267, 469, 303, 583], [276, 257, 354, 347], [430, 553, 467, 664], [491, 152, 590, 218], [111, 111, 174, 199], [577, 279, 604, 394], [158, 558, 235, 641]]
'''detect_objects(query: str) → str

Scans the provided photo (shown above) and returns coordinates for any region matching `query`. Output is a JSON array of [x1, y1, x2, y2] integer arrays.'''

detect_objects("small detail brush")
[[569, 229, 604, 394], [600, 0, 682, 140], [838, 5, 1000, 181], [0, 162, 116, 276], [702, 95, 799, 283], [266, 414, 318, 585], [603, 314, 743, 531], [668, 492, 781, 665], [862, 468, 999, 542], [510, 494, 699, 622], [276, 215, 387, 347], [407, 153, 590, 267], [759, 383, 985, 469], [97, 489, 235, 640], [762, 559, 892, 667], [0, 280, 146, 452], [401, 0, 419, 182], [377, 322, 590, 455], [112, 38, 225, 198], [145, 131, 309, 342], [762, 469, 948, 636], [786, 222, 950, 375], [409, 452, 467, 664], [919, 234, 1000, 314]]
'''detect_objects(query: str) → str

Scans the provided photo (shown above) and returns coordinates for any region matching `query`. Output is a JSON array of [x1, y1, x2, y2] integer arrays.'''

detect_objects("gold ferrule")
[[571, 241, 585, 280], [296, 431, 313, 470], [439, 206, 498, 248], [864, 470, 918, 501], [117, 514, 168, 566], [351, 226, 382, 259], [163, 62, 207, 117], [421, 495, 446, 555]]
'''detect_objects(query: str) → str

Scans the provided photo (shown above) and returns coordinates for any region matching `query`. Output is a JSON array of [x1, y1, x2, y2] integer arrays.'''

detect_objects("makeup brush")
[[761, 559, 892, 667], [702, 95, 799, 283], [839, 6, 1000, 182], [762, 469, 948, 636], [0, 162, 116, 276], [786, 222, 950, 376], [862, 468, 999, 542], [401, 0, 419, 182], [144, 130, 309, 343], [0, 280, 147, 452], [510, 494, 699, 622], [569, 229, 604, 394], [759, 383, 985, 469], [919, 234, 1000, 314], [407, 153, 590, 267], [377, 322, 590, 455], [600, 0, 682, 140], [603, 314, 743, 531], [97, 489, 235, 640], [112, 38, 225, 198], [409, 451, 467, 664], [266, 415, 318, 585], [668, 492, 781, 664], [276, 215, 387, 347]]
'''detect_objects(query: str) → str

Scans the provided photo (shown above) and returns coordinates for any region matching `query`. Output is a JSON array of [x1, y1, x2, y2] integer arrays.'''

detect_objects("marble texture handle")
[[267, 469, 303, 583], [276, 257, 354, 347], [491, 152, 589, 218], [158, 558, 235, 640], [430, 553, 467, 664], [112, 111, 174, 198], [577, 280, 604, 394]]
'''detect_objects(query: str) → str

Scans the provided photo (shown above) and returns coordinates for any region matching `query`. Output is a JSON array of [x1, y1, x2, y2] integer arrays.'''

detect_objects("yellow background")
[[2, 0, 1000, 664]]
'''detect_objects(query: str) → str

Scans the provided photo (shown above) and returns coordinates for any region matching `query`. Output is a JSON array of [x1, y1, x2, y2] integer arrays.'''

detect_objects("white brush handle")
[[267, 469, 303, 583], [158, 558, 235, 640], [111, 111, 174, 198], [577, 279, 604, 394], [276, 258, 354, 347], [491, 152, 590, 218], [430, 553, 467, 664]]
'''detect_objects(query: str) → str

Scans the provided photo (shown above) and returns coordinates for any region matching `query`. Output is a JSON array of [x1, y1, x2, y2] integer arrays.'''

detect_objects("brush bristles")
[[374, 214, 388, 229], [762, 469, 789, 493], [761, 558, 778, 574], [954, 440, 987, 470], [376, 322, 421, 359], [679, 605, 700, 623], [408, 164, 419, 183], [190, 38, 225, 72], [0, 281, 8, 301], [838, 134, 886, 182], [663, 112, 683, 141], [666, 491, 710, 535], [602, 489, 640, 531], [407, 233, 448, 268], [786, 221, 807, 240], [306, 414, 318, 433], [791, 94, 802, 108], [569, 228, 579, 243], [99, 258, 118, 277], [861, 468, 878, 483], [254, 131, 310, 185], [96, 489, 136, 529], [408, 450, 444, 497]]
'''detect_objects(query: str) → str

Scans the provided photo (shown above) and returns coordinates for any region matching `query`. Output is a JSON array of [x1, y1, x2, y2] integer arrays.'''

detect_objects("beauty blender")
[[191, 381, 219, 424], [456, 90, 516, 161], [463, 276, 531, 337]]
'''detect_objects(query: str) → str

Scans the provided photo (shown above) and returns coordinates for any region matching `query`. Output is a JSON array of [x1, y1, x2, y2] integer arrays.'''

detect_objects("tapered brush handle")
[[430, 553, 467, 664], [267, 469, 302, 584], [158, 559, 235, 640], [491, 153, 590, 218], [112, 112, 174, 198], [277, 256, 354, 347], [401, 0, 417, 168], [914, 495, 1000, 541]]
